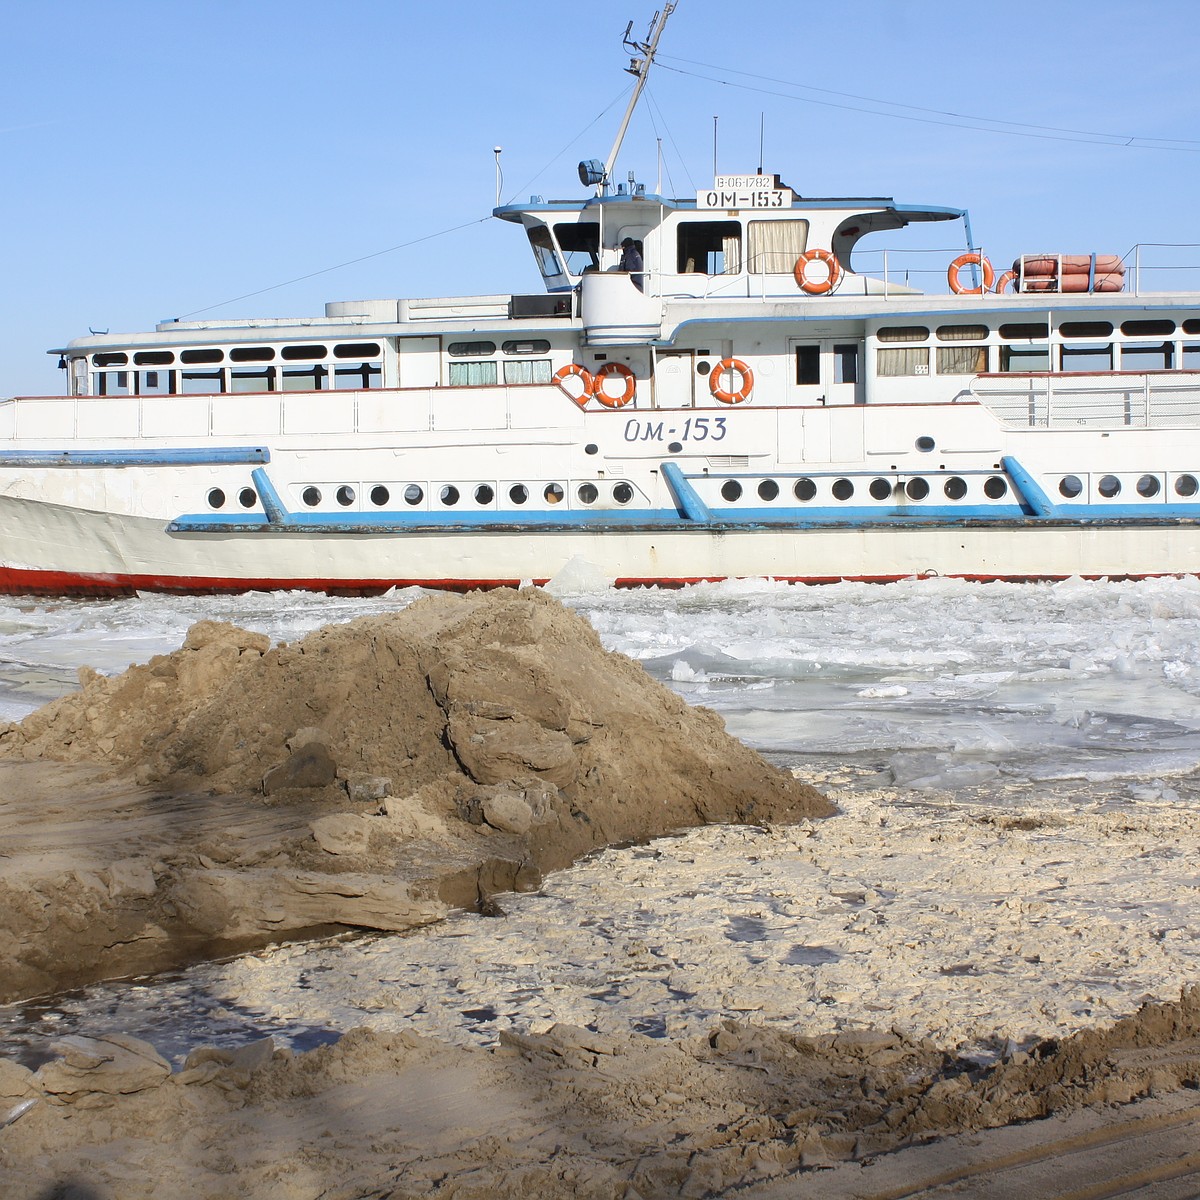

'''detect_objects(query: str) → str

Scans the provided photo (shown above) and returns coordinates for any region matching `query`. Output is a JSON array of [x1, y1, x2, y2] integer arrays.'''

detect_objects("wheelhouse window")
[[553, 223, 599, 275], [834, 343, 858, 384], [677, 220, 741, 274], [95, 371, 131, 396], [333, 362, 383, 389], [280, 366, 327, 391], [796, 345, 820, 385], [231, 368, 273, 393], [137, 370, 173, 395], [527, 225, 562, 280], [747, 219, 809, 273], [447, 341, 498, 386]]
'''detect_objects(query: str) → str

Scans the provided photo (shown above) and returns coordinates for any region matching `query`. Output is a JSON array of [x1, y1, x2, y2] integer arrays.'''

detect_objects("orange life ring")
[[992, 269, 1017, 294], [947, 252, 995, 294], [710, 358, 754, 404], [593, 361, 637, 408], [552, 363, 595, 407], [793, 248, 842, 294]]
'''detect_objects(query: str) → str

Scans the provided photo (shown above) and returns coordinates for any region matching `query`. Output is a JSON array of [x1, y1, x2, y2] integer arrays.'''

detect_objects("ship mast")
[[600, 4, 675, 194]]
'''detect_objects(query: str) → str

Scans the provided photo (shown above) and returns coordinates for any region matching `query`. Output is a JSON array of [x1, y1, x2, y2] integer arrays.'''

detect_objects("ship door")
[[654, 349, 695, 408], [789, 339, 862, 406]]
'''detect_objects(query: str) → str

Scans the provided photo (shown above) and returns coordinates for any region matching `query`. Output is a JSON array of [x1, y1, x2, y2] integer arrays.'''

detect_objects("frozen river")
[[3, 576, 1200, 1064]]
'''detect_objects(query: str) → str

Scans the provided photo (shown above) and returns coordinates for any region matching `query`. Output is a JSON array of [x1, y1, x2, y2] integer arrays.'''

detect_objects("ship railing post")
[[883, 250, 889, 299]]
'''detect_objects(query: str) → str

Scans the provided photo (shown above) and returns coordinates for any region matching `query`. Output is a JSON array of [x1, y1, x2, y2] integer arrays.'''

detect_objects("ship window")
[[180, 369, 224, 394], [999, 322, 1049, 340], [936, 324, 988, 341], [758, 479, 779, 500], [280, 344, 327, 361], [136, 370, 173, 395], [1058, 343, 1112, 372], [1121, 319, 1175, 336], [906, 478, 929, 500], [133, 350, 173, 365], [831, 478, 854, 500], [448, 360, 498, 386], [503, 359, 552, 385], [95, 371, 131, 396], [937, 346, 989, 374], [502, 340, 551, 355], [440, 485, 460, 506], [747, 219, 809, 273], [1175, 474, 1198, 496], [447, 341, 497, 357], [1137, 474, 1161, 497], [1184, 344, 1200, 369], [999, 344, 1049, 372], [877, 347, 930, 376], [944, 476, 967, 499], [230, 368, 274, 393], [795, 345, 820, 385], [1121, 342, 1174, 370], [720, 480, 742, 502], [1060, 321, 1113, 339], [280, 365, 327, 391], [794, 478, 817, 500], [613, 482, 634, 504], [230, 346, 275, 362], [92, 352, 128, 367], [1059, 475, 1083, 498], [180, 348, 223, 364], [527, 225, 561, 279], [834, 344, 858, 384], [333, 362, 383, 390], [475, 484, 495, 504], [333, 342, 381, 359], [553, 222, 600, 275], [1183, 319, 1200, 335], [983, 476, 1008, 499], [869, 478, 891, 500], [677, 220, 741, 274], [1098, 474, 1121, 497], [877, 326, 929, 342]]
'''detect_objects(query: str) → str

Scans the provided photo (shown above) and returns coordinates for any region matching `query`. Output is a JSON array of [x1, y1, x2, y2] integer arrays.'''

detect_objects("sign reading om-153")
[[696, 174, 793, 209]]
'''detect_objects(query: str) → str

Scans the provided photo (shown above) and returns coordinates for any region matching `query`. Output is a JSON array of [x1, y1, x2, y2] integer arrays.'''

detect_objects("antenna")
[[599, 4, 676, 194], [493, 146, 503, 207], [712, 115, 718, 177], [758, 113, 764, 175]]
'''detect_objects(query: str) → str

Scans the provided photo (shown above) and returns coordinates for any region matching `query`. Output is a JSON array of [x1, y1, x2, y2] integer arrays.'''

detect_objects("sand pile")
[[0, 587, 829, 1000]]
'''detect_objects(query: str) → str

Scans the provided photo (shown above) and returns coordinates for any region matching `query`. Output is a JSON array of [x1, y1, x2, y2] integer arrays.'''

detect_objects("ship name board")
[[697, 175, 792, 210]]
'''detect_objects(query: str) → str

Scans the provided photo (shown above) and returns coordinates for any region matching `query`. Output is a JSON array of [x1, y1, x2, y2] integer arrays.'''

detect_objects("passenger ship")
[[4, 7, 1200, 594]]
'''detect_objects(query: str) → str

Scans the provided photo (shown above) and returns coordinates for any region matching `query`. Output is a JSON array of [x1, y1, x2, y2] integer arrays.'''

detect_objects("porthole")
[[793, 478, 817, 501], [869, 478, 892, 500], [983, 476, 1008, 499], [1175, 474, 1199, 497], [577, 483, 598, 504], [668, 441, 683, 454], [612, 482, 634, 504], [1098, 475, 1121, 498], [757, 479, 779, 501], [336, 485, 356, 506], [697, 361, 712, 376], [370, 485, 390, 506], [403, 484, 424, 506], [544, 483, 564, 505], [301, 486, 321, 507], [509, 484, 529, 505], [832, 478, 854, 501], [944, 476, 967, 500], [474, 484, 495, 504], [207, 487, 226, 509], [584, 444, 599, 455], [721, 480, 743, 502], [905, 477, 930, 501], [440, 485, 460, 506], [238, 487, 257, 508], [1059, 475, 1083, 499], [915, 436, 935, 453], [1137, 475, 1160, 498]]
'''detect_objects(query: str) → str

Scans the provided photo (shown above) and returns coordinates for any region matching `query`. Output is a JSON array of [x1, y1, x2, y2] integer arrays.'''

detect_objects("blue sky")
[[4, 0, 1199, 395]]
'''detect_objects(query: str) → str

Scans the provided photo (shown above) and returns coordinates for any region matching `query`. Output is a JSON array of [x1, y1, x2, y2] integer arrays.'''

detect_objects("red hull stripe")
[[0, 565, 1173, 597]]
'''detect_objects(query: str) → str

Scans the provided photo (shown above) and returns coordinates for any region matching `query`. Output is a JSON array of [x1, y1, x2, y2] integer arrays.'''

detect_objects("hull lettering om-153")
[[624, 417, 729, 442]]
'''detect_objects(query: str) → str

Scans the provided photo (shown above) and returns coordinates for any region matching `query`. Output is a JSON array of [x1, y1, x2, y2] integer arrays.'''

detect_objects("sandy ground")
[[1, 589, 1199, 1197]]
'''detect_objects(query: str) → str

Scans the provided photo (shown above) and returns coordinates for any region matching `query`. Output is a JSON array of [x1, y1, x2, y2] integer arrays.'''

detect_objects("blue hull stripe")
[[0, 447, 270, 467]]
